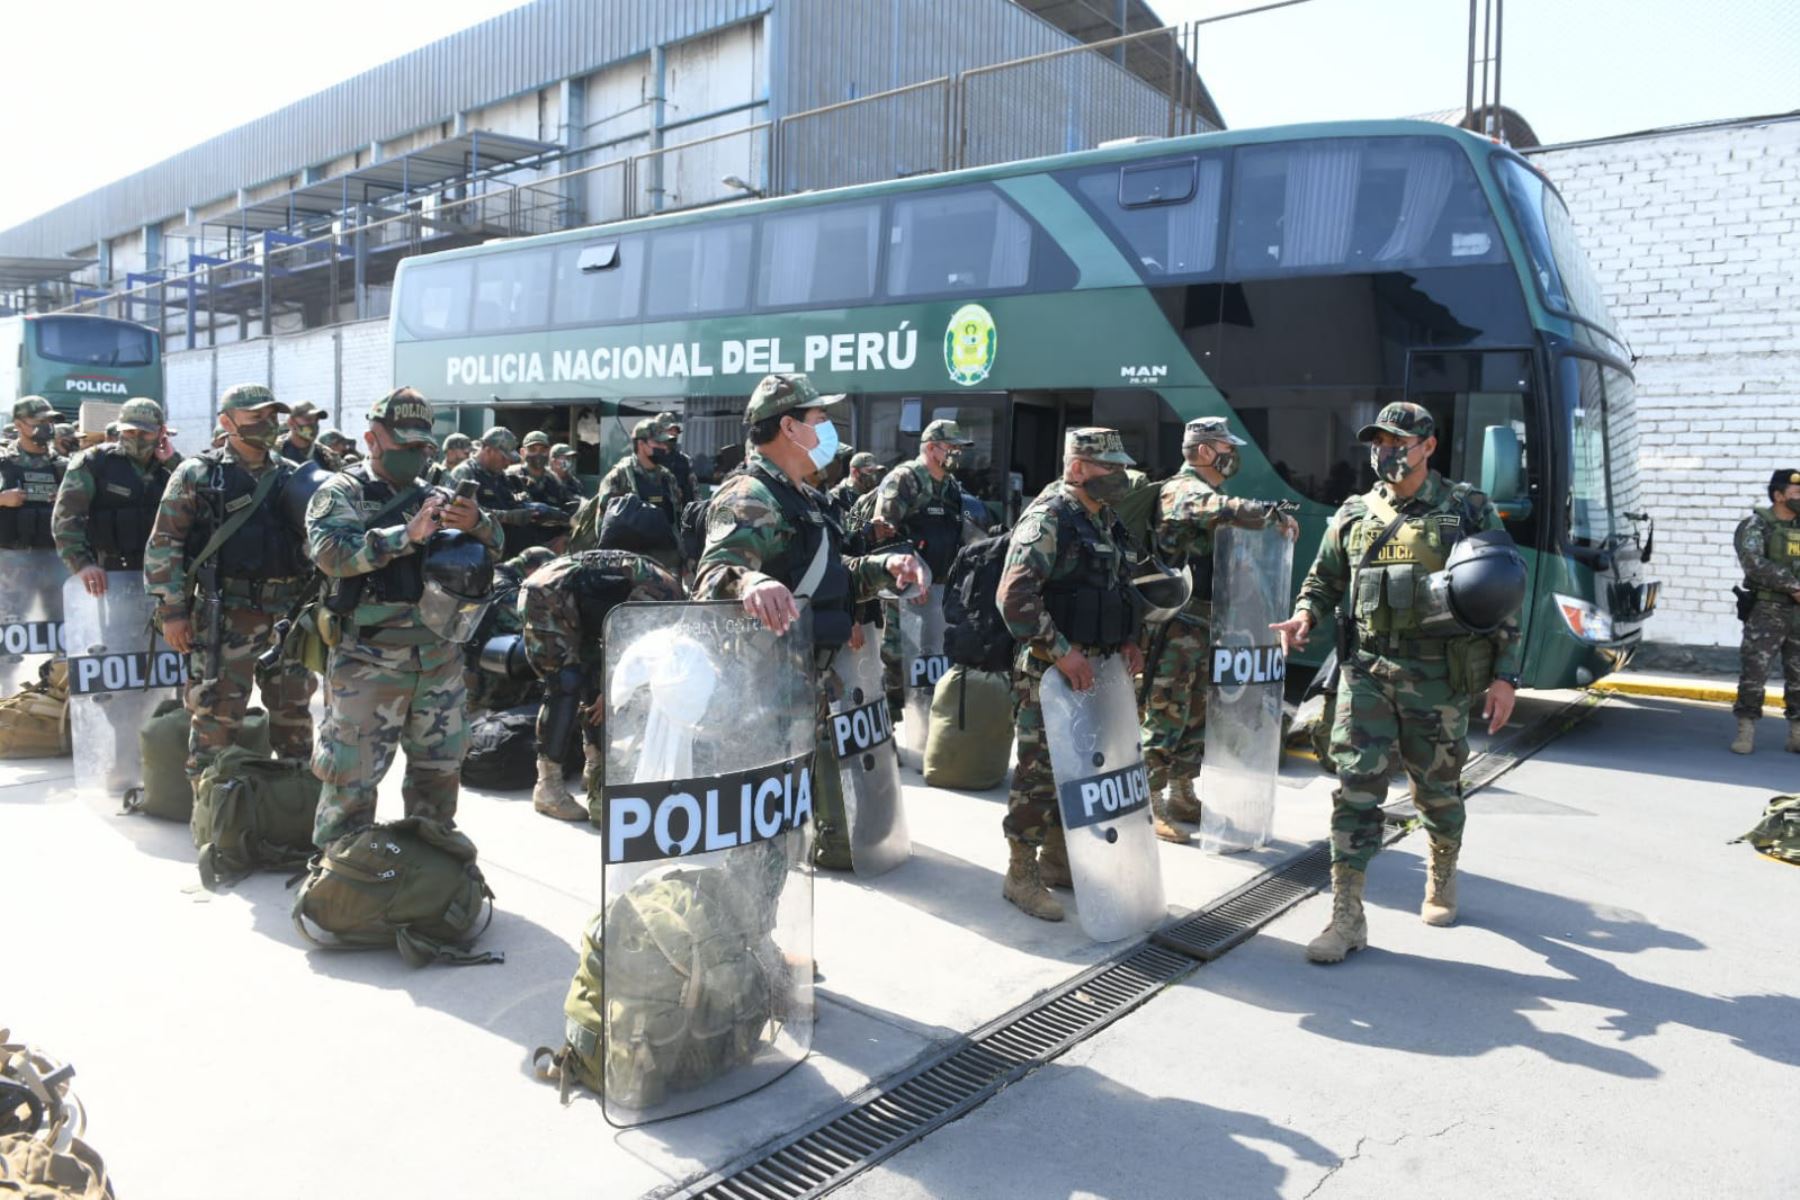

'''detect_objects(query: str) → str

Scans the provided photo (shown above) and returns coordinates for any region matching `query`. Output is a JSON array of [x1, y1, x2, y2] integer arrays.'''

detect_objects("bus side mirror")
[[1480, 424, 1529, 520]]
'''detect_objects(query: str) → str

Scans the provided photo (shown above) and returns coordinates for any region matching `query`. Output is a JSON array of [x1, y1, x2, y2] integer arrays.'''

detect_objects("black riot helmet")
[[1128, 557, 1193, 624], [418, 530, 496, 642], [1420, 530, 1527, 636], [280, 460, 335, 534]]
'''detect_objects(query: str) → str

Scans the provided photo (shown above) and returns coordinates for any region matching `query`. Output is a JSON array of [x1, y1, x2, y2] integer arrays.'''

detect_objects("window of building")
[[757, 202, 882, 308], [395, 259, 472, 340], [645, 220, 755, 318], [552, 237, 644, 326], [885, 188, 1032, 298], [471, 249, 552, 333], [1073, 155, 1226, 279]]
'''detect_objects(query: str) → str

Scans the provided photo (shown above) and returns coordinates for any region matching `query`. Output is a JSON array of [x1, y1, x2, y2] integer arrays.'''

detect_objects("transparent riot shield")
[[62, 573, 187, 803], [827, 623, 910, 877], [598, 600, 815, 1127], [895, 584, 948, 770], [1043, 655, 1167, 942], [0, 549, 66, 698], [1198, 525, 1295, 853]]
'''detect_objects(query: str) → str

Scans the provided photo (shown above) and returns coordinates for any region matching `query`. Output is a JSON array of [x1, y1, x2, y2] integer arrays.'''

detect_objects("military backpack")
[[125, 699, 270, 822], [0, 661, 70, 760], [191, 747, 321, 889]]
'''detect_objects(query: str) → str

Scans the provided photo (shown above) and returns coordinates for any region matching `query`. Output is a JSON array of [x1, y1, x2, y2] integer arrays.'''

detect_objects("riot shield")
[[0, 549, 66, 698], [63, 574, 187, 803], [1198, 525, 1295, 853], [827, 623, 910, 877], [1042, 656, 1167, 942], [598, 600, 815, 1126], [895, 584, 948, 770]]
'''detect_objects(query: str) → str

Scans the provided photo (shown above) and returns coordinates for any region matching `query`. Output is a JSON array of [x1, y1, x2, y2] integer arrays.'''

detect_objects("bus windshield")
[[33, 317, 158, 367], [1566, 357, 1642, 547], [1495, 157, 1619, 338]]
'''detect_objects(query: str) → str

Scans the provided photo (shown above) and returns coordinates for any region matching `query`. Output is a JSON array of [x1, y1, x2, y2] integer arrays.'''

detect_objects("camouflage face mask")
[[231, 414, 282, 451]]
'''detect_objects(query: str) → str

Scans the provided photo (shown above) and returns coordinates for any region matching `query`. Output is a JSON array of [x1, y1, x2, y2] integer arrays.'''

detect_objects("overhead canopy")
[[0, 255, 97, 291]]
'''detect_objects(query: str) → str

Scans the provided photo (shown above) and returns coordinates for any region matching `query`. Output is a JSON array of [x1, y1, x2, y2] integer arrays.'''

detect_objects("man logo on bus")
[[945, 303, 996, 387]]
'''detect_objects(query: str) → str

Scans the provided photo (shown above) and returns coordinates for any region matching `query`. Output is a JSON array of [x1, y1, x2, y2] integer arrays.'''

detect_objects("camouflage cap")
[[13, 396, 55, 420], [630, 418, 668, 443], [550, 442, 574, 458], [521, 430, 551, 449], [54, 423, 74, 438], [370, 387, 438, 448], [1065, 426, 1135, 466], [654, 411, 683, 434], [288, 401, 324, 422], [1357, 401, 1434, 442], [442, 432, 473, 452], [849, 451, 879, 470], [219, 383, 288, 413], [1182, 416, 1246, 447], [477, 426, 519, 460], [921, 419, 975, 446], [117, 397, 165, 432], [745, 373, 844, 424]]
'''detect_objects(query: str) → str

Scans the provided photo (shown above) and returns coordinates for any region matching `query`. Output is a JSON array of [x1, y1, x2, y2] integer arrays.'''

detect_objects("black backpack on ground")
[[461, 705, 541, 790], [942, 534, 1015, 673]]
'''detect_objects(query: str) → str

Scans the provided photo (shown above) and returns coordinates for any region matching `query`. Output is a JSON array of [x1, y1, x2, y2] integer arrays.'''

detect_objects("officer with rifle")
[[145, 384, 317, 781]]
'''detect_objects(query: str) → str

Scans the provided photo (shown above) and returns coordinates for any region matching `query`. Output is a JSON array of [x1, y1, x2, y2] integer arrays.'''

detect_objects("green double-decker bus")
[[0, 312, 165, 421], [390, 119, 1655, 689]]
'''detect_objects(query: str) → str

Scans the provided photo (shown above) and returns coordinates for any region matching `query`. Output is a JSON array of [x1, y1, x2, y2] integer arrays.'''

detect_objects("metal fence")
[[54, 22, 1213, 346]]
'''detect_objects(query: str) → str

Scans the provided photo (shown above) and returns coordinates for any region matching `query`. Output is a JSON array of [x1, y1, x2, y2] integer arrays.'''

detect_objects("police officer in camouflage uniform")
[[53, 398, 178, 596], [0, 397, 69, 555], [146, 384, 317, 779], [653, 411, 695, 508], [53, 424, 79, 458], [829, 451, 881, 517], [873, 420, 976, 574], [695, 374, 927, 868], [1271, 402, 1519, 963], [462, 545, 554, 715], [450, 427, 540, 533], [506, 431, 579, 553], [426, 432, 473, 485], [550, 442, 586, 500], [521, 546, 682, 821], [276, 401, 323, 464], [1140, 416, 1297, 842], [1730, 468, 1800, 754], [997, 428, 1146, 922], [572, 418, 684, 568], [306, 388, 501, 846]]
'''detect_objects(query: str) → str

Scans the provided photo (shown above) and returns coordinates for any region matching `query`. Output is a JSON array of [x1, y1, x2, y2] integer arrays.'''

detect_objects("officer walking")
[[653, 411, 695, 508], [1270, 402, 1519, 963], [550, 442, 586, 500], [0, 397, 69, 553], [1139, 417, 1296, 841], [1730, 468, 1800, 753], [52, 398, 179, 595], [276, 401, 324, 464], [306, 388, 502, 847], [426, 432, 473, 485], [507, 431, 578, 553], [145, 384, 317, 779], [997, 428, 1145, 922]]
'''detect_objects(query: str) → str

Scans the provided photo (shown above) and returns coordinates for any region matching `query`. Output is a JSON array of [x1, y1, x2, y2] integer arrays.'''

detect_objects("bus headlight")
[[1553, 593, 1614, 642]]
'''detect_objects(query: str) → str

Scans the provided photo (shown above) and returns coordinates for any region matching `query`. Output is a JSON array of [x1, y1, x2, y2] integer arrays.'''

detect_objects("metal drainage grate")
[[1151, 843, 1332, 961], [683, 944, 1195, 1200]]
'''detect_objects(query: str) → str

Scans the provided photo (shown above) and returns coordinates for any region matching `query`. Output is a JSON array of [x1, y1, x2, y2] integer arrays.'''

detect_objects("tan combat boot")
[[1166, 775, 1202, 824], [1003, 841, 1065, 922], [1787, 722, 1800, 754], [1305, 864, 1368, 964], [1039, 826, 1073, 889], [1421, 840, 1459, 926], [583, 740, 605, 797], [1151, 786, 1191, 844], [533, 756, 587, 821], [1730, 718, 1755, 755]]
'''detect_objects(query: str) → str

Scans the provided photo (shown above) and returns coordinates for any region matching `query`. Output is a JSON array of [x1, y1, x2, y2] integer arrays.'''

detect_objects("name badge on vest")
[[105, 484, 134, 497], [224, 494, 253, 513]]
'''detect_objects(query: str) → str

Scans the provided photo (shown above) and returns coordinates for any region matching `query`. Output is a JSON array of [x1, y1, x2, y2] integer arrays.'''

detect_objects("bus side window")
[[885, 188, 1032, 297], [1074, 157, 1224, 278], [397, 259, 473, 340]]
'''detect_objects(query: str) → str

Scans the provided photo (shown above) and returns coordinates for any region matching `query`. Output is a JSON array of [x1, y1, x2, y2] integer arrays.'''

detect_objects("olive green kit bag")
[[190, 746, 320, 888], [1730, 794, 1800, 865], [125, 698, 270, 823], [923, 666, 1013, 790], [291, 817, 502, 967]]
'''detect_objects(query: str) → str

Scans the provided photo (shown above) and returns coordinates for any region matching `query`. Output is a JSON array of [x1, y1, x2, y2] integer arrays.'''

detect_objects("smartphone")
[[455, 480, 478, 500]]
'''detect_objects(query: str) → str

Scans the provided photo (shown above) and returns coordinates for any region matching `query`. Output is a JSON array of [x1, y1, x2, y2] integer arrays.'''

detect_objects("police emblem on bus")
[[944, 303, 996, 386]]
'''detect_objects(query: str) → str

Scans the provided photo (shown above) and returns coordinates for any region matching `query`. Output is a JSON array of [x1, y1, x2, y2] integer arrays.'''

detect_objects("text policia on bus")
[[390, 118, 1656, 691]]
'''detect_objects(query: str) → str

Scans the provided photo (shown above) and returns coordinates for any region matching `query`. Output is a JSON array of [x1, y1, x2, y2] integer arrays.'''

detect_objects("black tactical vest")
[[1042, 492, 1139, 652], [0, 451, 65, 549], [185, 450, 308, 580], [464, 464, 523, 516], [906, 474, 965, 578], [750, 462, 854, 651], [352, 465, 429, 603], [631, 462, 677, 522], [87, 448, 173, 569]]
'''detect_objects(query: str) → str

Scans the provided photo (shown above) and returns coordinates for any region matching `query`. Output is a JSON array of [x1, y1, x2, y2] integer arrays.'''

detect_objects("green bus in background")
[[0, 312, 165, 422], [389, 118, 1656, 690]]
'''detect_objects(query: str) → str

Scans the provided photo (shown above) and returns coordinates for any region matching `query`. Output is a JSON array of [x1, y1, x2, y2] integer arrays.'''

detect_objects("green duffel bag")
[[1730, 795, 1800, 866], [125, 699, 271, 822], [923, 666, 1014, 790], [190, 746, 320, 889], [291, 817, 501, 967]]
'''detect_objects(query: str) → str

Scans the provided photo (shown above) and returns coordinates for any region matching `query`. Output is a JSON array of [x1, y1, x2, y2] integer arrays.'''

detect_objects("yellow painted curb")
[[1592, 678, 1781, 708]]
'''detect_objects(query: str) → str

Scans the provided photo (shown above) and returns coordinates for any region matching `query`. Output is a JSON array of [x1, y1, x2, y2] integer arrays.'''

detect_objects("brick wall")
[[1528, 116, 1800, 650]]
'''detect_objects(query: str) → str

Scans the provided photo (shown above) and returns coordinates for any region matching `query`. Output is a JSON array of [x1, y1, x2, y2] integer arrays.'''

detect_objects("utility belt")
[[354, 622, 442, 648], [1355, 634, 1450, 662], [216, 574, 309, 606], [1354, 632, 1496, 696]]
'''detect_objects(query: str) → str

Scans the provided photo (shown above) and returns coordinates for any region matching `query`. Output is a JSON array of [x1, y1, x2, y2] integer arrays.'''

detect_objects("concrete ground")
[[2, 688, 1793, 1198]]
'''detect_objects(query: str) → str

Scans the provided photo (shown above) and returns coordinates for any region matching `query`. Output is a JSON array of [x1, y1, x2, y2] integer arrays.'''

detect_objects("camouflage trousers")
[[184, 602, 315, 777], [311, 648, 468, 846], [1004, 649, 1058, 846], [1735, 598, 1800, 719], [1328, 651, 1470, 873], [881, 602, 901, 709], [1140, 619, 1209, 791]]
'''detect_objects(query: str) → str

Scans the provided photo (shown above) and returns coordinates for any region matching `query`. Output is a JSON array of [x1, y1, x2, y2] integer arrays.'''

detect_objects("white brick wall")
[[337, 321, 393, 441], [1529, 116, 1800, 649]]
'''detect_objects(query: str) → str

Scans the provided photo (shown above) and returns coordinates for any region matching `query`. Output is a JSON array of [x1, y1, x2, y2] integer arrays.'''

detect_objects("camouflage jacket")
[[872, 458, 957, 537], [1153, 464, 1282, 618], [52, 445, 174, 574], [1294, 470, 1522, 675], [519, 549, 682, 675], [693, 452, 892, 601], [1734, 507, 1800, 597], [507, 463, 580, 513], [448, 459, 532, 525], [552, 468, 588, 500], [144, 446, 291, 623], [598, 455, 679, 509], [997, 480, 1130, 662], [826, 477, 869, 517]]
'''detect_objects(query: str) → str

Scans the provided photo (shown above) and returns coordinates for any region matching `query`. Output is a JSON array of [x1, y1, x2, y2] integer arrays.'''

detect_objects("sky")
[[0, 0, 1794, 237]]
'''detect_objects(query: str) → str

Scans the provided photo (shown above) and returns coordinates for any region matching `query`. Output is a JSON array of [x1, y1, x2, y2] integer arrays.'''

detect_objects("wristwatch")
[[1494, 673, 1521, 687]]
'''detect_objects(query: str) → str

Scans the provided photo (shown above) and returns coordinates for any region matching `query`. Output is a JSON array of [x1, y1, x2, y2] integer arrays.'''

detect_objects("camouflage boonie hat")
[[371, 388, 438, 448], [1065, 426, 1135, 466], [521, 431, 551, 449], [654, 411, 683, 435], [117, 397, 165, 432], [745, 373, 844, 424], [477, 427, 519, 460], [630, 418, 668, 443], [1358, 401, 1434, 442], [921, 419, 974, 446], [550, 442, 574, 459], [849, 452, 878, 470], [219, 383, 288, 413], [442, 432, 472, 452], [13, 396, 55, 420], [1182, 416, 1246, 447], [288, 401, 323, 422]]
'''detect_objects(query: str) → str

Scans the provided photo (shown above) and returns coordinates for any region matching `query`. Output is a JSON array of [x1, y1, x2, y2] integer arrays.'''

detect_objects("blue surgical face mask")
[[803, 417, 839, 471]]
